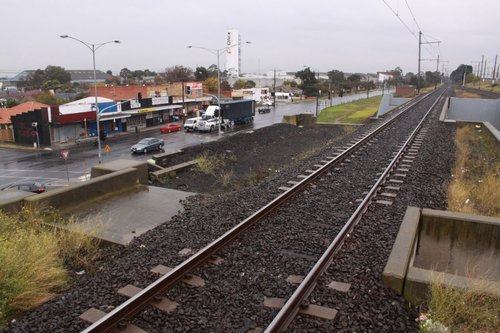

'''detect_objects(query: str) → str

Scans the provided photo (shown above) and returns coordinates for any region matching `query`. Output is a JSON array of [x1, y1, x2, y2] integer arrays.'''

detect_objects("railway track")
[[72, 88, 447, 333], [3, 87, 455, 333], [456, 85, 500, 99]]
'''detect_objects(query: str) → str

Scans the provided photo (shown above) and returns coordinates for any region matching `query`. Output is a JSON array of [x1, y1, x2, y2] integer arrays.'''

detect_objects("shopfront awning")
[[99, 114, 131, 121]]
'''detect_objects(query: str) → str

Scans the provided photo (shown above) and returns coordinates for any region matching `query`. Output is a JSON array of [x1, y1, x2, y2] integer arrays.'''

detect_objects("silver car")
[[130, 137, 164, 154]]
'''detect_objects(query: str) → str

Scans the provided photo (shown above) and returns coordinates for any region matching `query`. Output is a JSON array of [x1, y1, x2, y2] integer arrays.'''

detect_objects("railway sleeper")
[[118, 284, 178, 314], [151, 265, 205, 287], [263, 296, 338, 321], [79, 308, 147, 333]]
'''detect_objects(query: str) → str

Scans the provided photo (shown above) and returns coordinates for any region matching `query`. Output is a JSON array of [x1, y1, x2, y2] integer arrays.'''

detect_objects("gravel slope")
[[2, 90, 456, 333]]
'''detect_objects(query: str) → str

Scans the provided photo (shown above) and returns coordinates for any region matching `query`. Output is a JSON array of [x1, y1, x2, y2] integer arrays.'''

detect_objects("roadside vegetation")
[[420, 123, 500, 332], [317, 95, 382, 124], [0, 208, 101, 327], [447, 124, 500, 217], [419, 275, 499, 333], [455, 90, 482, 98], [466, 81, 500, 94]]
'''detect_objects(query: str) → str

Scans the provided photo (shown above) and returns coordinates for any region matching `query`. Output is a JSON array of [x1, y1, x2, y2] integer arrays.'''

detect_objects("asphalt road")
[[0, 90, 388, 188]]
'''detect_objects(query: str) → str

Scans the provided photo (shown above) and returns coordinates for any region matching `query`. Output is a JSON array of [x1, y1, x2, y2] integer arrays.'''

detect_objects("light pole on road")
[[187, 41, 250, 135], [60, 35, 120, 163]]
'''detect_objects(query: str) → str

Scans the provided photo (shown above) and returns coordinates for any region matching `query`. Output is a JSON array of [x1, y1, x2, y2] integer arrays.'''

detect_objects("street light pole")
[[188, 41, 250, 136], [217, 48, 221, 135], [60, 35, 120, 163]]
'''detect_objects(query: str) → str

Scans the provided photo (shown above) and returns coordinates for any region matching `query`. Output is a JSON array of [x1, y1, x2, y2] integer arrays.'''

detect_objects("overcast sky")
[[1, 0, 499, 78]]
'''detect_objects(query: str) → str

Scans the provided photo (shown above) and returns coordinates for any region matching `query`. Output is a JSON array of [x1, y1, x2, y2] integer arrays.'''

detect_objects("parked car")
[[160, 123, 181, 133], [0, 180, 46, 193], [130, 137, 164, 154]]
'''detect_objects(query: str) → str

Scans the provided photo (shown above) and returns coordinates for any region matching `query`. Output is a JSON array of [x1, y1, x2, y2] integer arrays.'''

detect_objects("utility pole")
[[479, 55, 484, 90], [418, 31, 421, 94], [492, 55, 498, 83], [273, 68, 276, 106], [182, 80, 185, 114], [417, 31, 440, 94]]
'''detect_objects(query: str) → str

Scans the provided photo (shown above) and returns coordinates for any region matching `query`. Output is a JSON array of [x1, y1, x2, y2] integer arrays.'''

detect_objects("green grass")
[[317, 95, 382, 124], [0, 208, 101, 327]]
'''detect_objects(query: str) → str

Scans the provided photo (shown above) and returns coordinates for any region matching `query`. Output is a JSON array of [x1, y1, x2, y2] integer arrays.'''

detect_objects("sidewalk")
[[0, 122, 176, 152]]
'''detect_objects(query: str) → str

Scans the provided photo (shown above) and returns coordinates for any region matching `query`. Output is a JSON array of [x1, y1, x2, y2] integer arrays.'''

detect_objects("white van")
[[183, 117, 201, 131]]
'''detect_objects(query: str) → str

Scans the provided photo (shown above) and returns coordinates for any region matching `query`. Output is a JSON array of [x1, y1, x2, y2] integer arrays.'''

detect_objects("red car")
[[160, 123, 181, 133]]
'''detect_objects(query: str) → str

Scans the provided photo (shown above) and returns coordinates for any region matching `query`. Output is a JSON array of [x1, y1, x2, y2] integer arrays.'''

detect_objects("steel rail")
[[264, 87, 447, 332], [81, 91, 433, 333]]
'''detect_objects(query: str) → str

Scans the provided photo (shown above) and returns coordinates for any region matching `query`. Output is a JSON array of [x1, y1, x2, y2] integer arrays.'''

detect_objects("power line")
[[381, 0, 418, 40], [404, 0, 422, 32]]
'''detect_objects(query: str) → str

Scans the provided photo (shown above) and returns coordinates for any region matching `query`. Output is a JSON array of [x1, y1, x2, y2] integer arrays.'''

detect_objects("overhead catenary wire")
[[381, 0, 439, 66]]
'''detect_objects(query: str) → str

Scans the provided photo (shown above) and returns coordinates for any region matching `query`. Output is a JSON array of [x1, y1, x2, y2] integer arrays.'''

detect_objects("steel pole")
[[217, 49, 221, 136], [92, 45, 102, 164]]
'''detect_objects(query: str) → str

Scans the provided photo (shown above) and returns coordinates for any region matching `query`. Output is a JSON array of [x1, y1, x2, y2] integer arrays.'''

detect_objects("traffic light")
[[186, 86, 191, 95]]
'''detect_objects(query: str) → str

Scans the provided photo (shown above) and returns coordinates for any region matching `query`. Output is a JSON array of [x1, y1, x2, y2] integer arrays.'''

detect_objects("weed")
[[422, 274, 500, 332], [196, 151, 226, 175], [220, 171, 233, 188], [448, 124, 500, 217], [0, 209, 101, 326]]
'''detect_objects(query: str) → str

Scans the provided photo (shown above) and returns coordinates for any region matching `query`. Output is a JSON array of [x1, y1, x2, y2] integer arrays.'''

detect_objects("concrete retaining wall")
[[282, 113, 316, 127], [440, 97, 500, 142], [447, 97, 500, 131], [383, 207, 500, 306], [91, 159, 149, 185], [24, 167, 139, 212], [376, 94, 411, 117]]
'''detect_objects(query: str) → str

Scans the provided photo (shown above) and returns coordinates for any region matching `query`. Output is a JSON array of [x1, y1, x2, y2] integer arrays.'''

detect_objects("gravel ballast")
[[2, 89, 456, 333]]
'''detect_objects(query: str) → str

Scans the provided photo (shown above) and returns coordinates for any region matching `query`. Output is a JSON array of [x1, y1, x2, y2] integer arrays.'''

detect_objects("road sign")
[[105, 144, 111, 153], [60, 150, 69, 161]]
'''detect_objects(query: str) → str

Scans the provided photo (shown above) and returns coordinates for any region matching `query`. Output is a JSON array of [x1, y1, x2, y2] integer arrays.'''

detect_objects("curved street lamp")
[[60, 35, 120, 163], [187, 41, 251, 135]]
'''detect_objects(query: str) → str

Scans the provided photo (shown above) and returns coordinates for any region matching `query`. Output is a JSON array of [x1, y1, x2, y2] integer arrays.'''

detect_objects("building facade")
[[225, 29, 241, 78]]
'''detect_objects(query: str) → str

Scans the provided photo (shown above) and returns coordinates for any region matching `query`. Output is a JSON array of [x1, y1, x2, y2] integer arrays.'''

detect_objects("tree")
[[232, 79, 247, 89], [44, 66, 71, 85], [35, 92, 64, 105], [404, 72, 418, 86], [245, 80, 256, 88], [207, 64, 219, 78], [204, 77, 218, 92], [5, 98, 20, 108], [295, 67, 318, 96], [120, 68, 133, 79], [450, 64, 473, 83], [425, 71, 441, 86], [164, 65, 194, 82], [154, 75, 164, 85], [347, 74, 362, 91], [283, 80, 298, 88], [106, 70, 113, 75], [41, 79, 62, 91], [220, 80, 231, 91], [26, 69, 46, 89], [327, 70, 345, 89], [194, 66, 209, 81], [388, 67, 405, 86], [105, 75, 121, 85]]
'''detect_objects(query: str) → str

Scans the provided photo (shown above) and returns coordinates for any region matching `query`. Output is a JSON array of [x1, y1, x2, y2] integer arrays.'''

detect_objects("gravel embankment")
[[3, 89, 456, 333]]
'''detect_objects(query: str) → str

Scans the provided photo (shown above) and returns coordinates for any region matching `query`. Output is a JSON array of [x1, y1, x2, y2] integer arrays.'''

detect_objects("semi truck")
[[220, 100, 255, 125], [196, 100, 255, 132]]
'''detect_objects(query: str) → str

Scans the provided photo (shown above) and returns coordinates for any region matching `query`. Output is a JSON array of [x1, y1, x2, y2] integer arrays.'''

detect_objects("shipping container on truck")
[[220, 100, 255, 125]]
